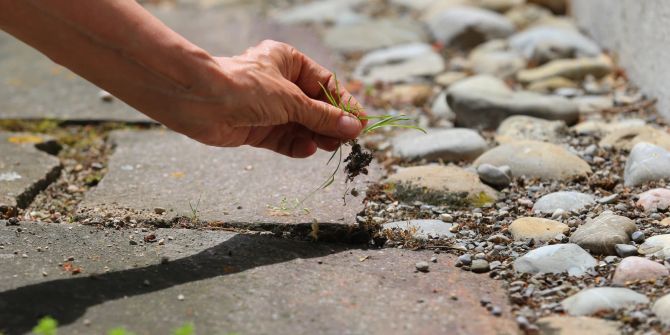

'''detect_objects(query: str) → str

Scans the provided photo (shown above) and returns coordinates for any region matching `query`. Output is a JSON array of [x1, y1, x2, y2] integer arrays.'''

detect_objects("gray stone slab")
[[0, 132, 61, 216], [77, 130, 379, 238], [0, 222, 518, 335], [0, 5, 334, 122]]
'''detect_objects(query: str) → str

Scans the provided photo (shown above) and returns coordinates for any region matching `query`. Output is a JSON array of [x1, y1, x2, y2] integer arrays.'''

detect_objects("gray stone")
[[474, 141, 591, 181], [509, 26, 601, 63], [513, 243, 597, 276], [391, 128, 487, 162], [76, 130, 378, 238], [415, 261, 430, 272], [517, 56, 613, 83], [477, 164, 511, 189], [458, 254, 473, 266], [536, 316, 621, 335], [447, 75, 579, 129], [652, 293, 670, 327], [496, 115, 567, 144], [324, 19, 428, 53], [382, 220, 455, 240], [508, 217, 569, 242], [0, 222, 518, 334], [631, 231, 646, 244], [470, 259, 491, 273], [561, 287, 649, 316], [569, 212, 636, 255], [430, 91, 455, 121], [612, 256, 669, 286], [353, 43, 446, 84], [469, 41, 525, 78], [614, 244, 638, 258], [273, 0, 366, 25], [624, 142, 670, 187], [426, 6, 515, 49], [0, 132, 61, 216], [386, 165, 499, 207], [638, 234, 670, 259], [533, 192, 596, 214]]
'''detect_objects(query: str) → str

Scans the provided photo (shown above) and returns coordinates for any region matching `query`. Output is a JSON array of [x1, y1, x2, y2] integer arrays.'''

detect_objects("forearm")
[[0, 0, 222, 129]]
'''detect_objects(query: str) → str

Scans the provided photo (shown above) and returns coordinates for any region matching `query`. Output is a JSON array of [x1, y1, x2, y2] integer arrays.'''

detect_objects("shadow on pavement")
[[0, 234, 351, 334]]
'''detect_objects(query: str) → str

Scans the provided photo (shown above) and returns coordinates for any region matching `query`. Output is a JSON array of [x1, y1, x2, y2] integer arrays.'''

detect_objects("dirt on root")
[[344, 141, 374, 183]]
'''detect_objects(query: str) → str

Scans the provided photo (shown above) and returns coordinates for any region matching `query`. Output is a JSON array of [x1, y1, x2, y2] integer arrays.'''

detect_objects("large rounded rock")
[[273, 0, 365, 25], [612, 256, 669, 286], [353, 43, 445, 84], [496, 115, 567, 143], [513, 243, 597, 276], [569, 212, 637, 255], [573, 119, 646, 136], [474, 141, 591, 181], [561, 287, 649, 316], [447, 75, 579, 129], [387, 165, 498, 207], [426, 6, 515, 49], [324, 19, 428, 53], [509, 217, 569, 241], [391, 128, 487, 162], [509, 26, 600, 63], [624, 142, 670, 187]]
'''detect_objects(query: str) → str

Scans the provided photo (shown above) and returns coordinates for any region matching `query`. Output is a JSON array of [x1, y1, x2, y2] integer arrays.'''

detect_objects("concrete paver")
[[77, 130, 379, 239], [0, 132, 61, 216], [0, 222, 518, 335]]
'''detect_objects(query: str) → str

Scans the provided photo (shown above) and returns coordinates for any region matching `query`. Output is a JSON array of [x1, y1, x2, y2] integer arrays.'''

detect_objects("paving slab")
[[0, 132, 61, 216], [0, 222, 518, 335], [77, 130, 379, 239], [0, 4, 334, 122]]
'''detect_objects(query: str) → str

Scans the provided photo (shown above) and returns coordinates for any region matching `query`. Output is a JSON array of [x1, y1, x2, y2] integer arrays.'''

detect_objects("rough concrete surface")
[[77, 130, 379, 238], [0, 132, 61, 216], [0, 222, 518, 335], [571, 0, 670, 120]]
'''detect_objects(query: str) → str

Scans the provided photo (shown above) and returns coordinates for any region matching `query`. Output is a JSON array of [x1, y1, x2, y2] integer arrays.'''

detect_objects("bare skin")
[[0, 0, 365, 158]]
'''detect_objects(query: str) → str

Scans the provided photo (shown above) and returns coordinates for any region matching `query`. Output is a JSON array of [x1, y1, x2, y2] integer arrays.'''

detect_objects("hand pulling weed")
[[304, 75, 425, 204]]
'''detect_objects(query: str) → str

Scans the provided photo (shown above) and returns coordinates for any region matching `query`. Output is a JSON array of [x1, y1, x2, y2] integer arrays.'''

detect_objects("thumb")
[[291, 98, 363, 140]]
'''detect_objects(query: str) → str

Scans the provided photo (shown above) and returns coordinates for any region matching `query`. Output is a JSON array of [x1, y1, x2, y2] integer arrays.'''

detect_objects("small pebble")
[[471, 259, 490, 273], [430, 256, 437, 263], [415, 261, 430, 273], [154, 207, 166, 215], [439, 213, 454, 223], [632, 231, 646, 243], [457, 254, 472, 266], [491, 306, 502, 317], [615, 244, 638, 258], [177, 294, 185, 301]]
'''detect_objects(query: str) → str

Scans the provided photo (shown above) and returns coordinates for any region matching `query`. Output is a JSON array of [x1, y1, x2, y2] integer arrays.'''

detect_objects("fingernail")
[[337, 115, 361, 138]]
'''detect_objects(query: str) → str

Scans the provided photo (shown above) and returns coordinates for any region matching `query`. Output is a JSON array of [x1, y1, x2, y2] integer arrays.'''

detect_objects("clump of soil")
[[344, 140, 373, 183]]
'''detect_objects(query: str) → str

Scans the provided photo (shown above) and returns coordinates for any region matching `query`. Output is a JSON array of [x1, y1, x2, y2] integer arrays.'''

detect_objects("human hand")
[[166, 40, 366, 158]]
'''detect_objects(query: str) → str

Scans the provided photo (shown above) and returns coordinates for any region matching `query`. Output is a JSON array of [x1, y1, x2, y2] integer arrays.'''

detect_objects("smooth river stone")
[[474, 141, 591, 181]]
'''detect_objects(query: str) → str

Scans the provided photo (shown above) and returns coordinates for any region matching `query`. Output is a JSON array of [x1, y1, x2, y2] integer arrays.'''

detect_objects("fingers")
[[289, 98, 363, 140]]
